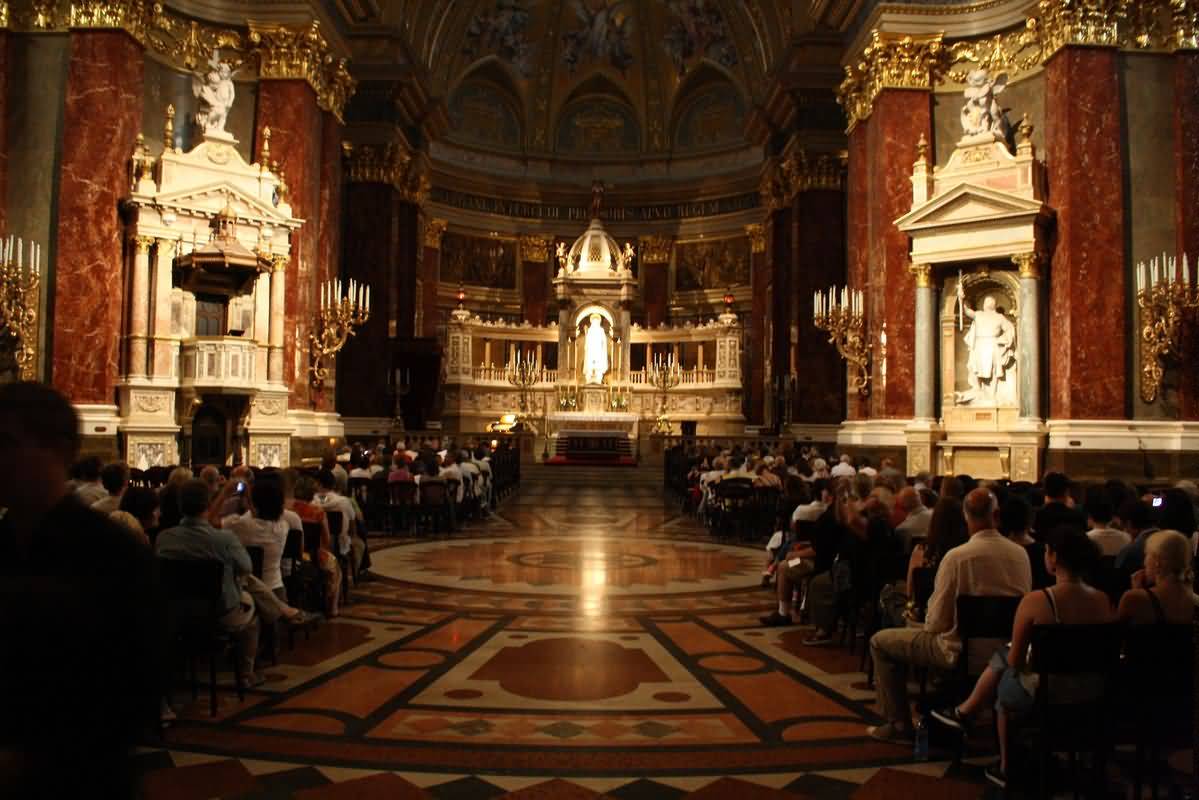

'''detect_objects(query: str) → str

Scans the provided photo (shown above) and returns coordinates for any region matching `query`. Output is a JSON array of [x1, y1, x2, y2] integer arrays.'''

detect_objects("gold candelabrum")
[[309, 278, 370, 390], [505, 352, 542, 415], [813, 284, 870, 397], [0, 237, 41, 381], [648, 354, 682, 434], [1135, 253, 1198, 404]]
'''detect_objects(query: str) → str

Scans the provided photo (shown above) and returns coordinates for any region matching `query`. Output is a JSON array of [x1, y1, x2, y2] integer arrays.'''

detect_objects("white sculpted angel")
[[960, 69, 1010, 139], [193, 50, 237, 135], [582, 313, 609, 385]]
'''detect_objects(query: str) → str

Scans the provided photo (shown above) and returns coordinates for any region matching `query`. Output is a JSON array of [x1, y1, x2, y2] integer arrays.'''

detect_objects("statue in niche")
[[582, 313, 609, 385], [960, 69, 1010, 140], [193, 50, 237, 136], [955, 280, 1016, 406]]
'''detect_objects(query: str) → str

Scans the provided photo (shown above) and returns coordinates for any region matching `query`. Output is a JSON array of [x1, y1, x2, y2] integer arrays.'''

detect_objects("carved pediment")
[[896, 183, 1046, 233], [150, 183, 299, 226]]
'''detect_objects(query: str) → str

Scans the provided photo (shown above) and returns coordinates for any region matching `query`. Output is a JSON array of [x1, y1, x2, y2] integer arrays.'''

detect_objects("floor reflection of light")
[[580, 547, 607, 619]]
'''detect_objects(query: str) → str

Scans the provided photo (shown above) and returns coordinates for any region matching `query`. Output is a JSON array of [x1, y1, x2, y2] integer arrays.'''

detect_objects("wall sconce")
[[309, 278, 369, 390], [1136, 254, 1197, 403], [814, 285, 870, 396]]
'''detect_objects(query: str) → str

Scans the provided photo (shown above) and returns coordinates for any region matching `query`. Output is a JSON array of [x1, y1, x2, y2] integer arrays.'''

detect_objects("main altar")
[[440, 200, 745, 457]]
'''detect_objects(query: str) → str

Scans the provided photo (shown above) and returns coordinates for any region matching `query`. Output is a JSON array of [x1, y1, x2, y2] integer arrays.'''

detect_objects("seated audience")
[[894, 487, 933, 553], [227, 480, 289, 602], [440, 451, 465, 502], [999, 494, 1050, 590], [1115, 498, 1159, 574], [156, 479, 261, 688], [349, 455, 372, 480], [867, 489, 1031, 744], [120, 485, 161, 538], [905, 496, 967, 607], [108, 510, 149, 546], [91, 461, 129, 514], [931, 527, 1111, 789], [215, 465, 253, 520], [1033, 472, 1086, 537], [293, 477, 342, 617], [1117, 529, 1196, 625], [830, 454, 856, 478], [315, 469, 363, 573], [73, 455, 107, 506], [157, 466, 194, 530], [0, 382, 160, 798], [761, 479, 844, 631], [198, 464, 221, 498], [1083, 484, 1130, 557], [857, 457, 878, 478], [753, 462, 781, 489], [389, 457, 414, 483]]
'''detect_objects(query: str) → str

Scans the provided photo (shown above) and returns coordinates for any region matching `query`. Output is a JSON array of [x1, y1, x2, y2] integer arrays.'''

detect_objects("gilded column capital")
[[344, 141, 428, 204], [758, 160, 789, 212], [247, 21, 355, 122], [271, 254, 290, 273], [786, 149, 846, 194], [518, 233, 552, 262], [837, 31, 949, 132], [1013, 252, 1042, 279], [745, 224, 766, 254], [134, 235, 154, 253], [1171, 0, 1199, 49], [425, 219, 449, 250], [638, 235, 673, 264], [154, 237, 177, 253], [910, 263, 933, 288]]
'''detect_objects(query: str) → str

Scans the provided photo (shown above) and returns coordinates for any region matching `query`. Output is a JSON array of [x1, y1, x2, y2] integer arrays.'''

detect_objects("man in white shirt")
[[440, 451, 465, 503], [1083, 489, 1130, 557], [830, 454, 857, 478], [791, 479, 831, 524], [90, 462, 129, 514], [894, 487, 933, 553], [315, 469, 360, 569], [472, 447, 493, 510], [73, 456, 108, 506], [867, 488, 1031, 744], [857, 458, 878, 478]]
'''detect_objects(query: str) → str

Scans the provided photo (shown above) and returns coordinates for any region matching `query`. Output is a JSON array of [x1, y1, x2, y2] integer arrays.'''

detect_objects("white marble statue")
[[193, 50, 237, 136], [956, 282, 1016, 406], [961, 69, 1009, 140], [582, 313, 609, 385]]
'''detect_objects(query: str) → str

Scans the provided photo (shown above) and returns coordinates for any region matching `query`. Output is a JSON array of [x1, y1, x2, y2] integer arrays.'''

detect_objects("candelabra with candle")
[[0, 236, 41, 381], [1135, 253, 1198, 404], [309, 278, 370, 390], [813, 285, 870, 396], [648, 354, 682, 434], [505, 351, 542, 415]]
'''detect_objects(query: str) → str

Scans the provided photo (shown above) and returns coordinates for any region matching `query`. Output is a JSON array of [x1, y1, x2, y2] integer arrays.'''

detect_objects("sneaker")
[[984, 764, 1007, 789], [759, 611, 794, 627], [930, 705, 972, 732], [866, 722, 913, 745], [801, 632, 834, 646]]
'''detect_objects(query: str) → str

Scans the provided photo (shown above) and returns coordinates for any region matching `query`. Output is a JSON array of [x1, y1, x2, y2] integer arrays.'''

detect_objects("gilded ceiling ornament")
[[638, 236, 673, 264], [1173, 0, 1199, 48], [425, 219, 449, 250], [518, 234, 552, 263], [0, 2, 8, 27], [744, 224, 765, 255]]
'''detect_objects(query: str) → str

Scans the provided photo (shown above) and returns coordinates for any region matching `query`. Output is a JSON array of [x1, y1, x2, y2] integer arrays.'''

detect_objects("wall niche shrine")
[[0, 0, 1194, 478]]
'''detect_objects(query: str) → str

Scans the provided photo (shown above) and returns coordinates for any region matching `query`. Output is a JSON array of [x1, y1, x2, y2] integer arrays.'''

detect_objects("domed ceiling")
[[391, 1, 796, 160]]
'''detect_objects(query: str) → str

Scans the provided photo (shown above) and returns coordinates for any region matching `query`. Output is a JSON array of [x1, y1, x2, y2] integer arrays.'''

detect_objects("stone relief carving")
[[133, 392, 170, 414], [254, 398, 284, 416]]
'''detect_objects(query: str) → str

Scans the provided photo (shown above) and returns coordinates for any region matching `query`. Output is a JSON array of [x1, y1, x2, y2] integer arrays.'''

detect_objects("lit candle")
[[17, 237, 21, 270], [1151, 258, 1158, 287], [1137, 262, 1144, 293], [1184, 253, 1190, 286], [365, 285, 370, 311]]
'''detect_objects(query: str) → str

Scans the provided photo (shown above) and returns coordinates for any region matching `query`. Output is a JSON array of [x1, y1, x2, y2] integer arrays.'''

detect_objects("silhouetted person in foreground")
[[0, 382, 161, 798]]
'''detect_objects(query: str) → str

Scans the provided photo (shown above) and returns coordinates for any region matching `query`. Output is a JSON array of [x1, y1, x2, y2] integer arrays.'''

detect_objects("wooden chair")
[[417, 479, 450, 534], [242, 544, 279, 666], [325, 509, 352, 604], [157, 558, 246, 716], [444, 478, 461, 530]]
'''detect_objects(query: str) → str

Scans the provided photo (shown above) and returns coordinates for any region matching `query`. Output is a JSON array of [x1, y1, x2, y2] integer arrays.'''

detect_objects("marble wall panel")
[[522, 257, 548, 325], [0, 34, 7, 238], [867, 90, 929, 419], [339, 182, 400, 419], [932, 74, 1045, 169], [142, 58, 257, 160], [845, 124, 868, 420], [52, 31, 144, 403], [1121, 54, 1178, 420], [747, 246, 768, 424], [770, 206, 792, 391], [314, 111, 343, 412], [7, 34, 68, 379], [794, 189, 847, 424], [643, 262, 669, 327], [256, 80, 322, 409], [1045, 48, 1126, 420], [1175, 53, 1199, 421]]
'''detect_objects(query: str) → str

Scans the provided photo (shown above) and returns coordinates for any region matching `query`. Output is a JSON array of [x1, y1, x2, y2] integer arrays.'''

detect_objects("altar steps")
[[545, 431, 635, 466], [522, 463, 661, 486]]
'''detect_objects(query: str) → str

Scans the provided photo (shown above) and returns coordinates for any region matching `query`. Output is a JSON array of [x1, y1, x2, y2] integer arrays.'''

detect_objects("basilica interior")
[[0, 0, 1196, 797]]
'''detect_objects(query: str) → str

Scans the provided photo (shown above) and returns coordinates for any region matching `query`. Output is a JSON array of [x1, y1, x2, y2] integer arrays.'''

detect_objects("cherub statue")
[[960, 69, 1010, 139], [193, 50, 237, 135], [556, 241, 569, 274]]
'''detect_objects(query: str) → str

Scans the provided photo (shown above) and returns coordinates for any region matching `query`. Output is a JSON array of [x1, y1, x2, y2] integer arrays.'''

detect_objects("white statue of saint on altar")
[[193, 50, 237, 136], [582, 313, 609, 385], [956, 282, 1017, 406], [961, 68, 1010, 141]]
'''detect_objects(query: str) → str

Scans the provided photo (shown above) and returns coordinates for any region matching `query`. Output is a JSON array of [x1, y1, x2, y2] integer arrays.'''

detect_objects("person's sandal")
[[930, 705, 972, 732], [866, 723, 913, 745]]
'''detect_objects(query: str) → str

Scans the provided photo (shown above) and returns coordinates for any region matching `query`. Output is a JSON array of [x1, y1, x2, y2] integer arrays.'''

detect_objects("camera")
[[236, 481, 246, 494], [1151, 496, 1163, 508]]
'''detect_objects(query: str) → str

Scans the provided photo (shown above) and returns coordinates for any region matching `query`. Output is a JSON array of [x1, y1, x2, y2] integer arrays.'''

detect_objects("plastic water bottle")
[[913, 716, 929, 761]]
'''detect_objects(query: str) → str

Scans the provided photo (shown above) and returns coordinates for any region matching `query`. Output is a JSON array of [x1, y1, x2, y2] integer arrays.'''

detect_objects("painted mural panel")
[[449, 82, 523, 149], [561, 0, 635, 74], [463, 0, 535, 78], [663, 0, 739, 77], [675, 236, 750, 291], [556, 97, 640, 154], [440, 232, 518, 290], [674, 84, 744, 151]]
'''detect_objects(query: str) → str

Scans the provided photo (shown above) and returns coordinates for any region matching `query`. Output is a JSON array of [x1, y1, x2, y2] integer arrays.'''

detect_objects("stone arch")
[[669, 64, 747, 153], [447, 58, 526, 151]]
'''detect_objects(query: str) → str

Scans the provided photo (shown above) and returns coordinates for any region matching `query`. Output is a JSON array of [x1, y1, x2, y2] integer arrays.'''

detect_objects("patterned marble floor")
[[139, 472, 1184, 798]]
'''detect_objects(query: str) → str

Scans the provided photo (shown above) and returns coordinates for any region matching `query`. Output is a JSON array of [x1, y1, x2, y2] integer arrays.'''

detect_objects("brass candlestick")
[[309, 278, 369, 389], [648, 354, 682, 434], [0, 237, 41, 381], [1136, 254, 1198, 404], [505, 353, 541, 415], [814, 284, 871, 397]]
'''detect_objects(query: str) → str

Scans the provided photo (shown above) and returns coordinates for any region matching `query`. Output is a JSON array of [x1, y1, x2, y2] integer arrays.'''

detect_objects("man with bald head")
[[866, 488, 1030, 744]]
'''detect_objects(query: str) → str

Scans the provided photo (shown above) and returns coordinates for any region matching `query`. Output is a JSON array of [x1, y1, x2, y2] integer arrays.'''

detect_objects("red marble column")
[[865, 90, 929, 420], [52, 31, 143, 403], [422, 239, 441, 338], [747, 231, 768, 425], [256, 81, 322, 410], [770, 205, 793, 427], [844, 124, 869, 420], [1045, 48, 1127, 420], [1176, 52, 1199, 420], [522, 256, 549, 325], [395, 201, 420, 338], [339, 182, 402, 419], [643, 261, 669, 327], [314, 111, 343, 413], [794, 188, 847, 424], [0, 33, 7, 237]]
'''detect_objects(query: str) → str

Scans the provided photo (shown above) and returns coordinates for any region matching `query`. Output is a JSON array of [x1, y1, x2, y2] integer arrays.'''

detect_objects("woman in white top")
[[229, 480, 290, 601]]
